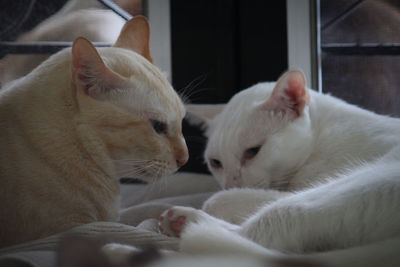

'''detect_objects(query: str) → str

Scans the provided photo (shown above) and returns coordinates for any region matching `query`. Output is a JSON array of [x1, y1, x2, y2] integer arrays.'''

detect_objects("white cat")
[[158, 70, 400, 266]]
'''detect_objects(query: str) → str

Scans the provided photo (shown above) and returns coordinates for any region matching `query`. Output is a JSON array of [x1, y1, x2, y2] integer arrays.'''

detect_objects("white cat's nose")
[[224, 175, 243, 189]]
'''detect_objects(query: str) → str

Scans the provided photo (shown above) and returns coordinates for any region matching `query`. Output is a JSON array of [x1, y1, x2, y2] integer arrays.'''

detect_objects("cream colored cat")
[[0, 16, 188, 248]]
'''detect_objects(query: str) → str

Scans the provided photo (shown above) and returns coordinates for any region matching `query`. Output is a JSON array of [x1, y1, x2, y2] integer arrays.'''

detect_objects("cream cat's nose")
[[175, 145, 189, 168], [176, 158, 187, 168], [176, 153, 189, 167], [173, 137, 189, 168]]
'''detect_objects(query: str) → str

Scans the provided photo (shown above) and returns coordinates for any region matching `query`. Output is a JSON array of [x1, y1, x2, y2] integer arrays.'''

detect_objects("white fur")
[[202, 80, 400, 190], [160, 70, 400, 266]]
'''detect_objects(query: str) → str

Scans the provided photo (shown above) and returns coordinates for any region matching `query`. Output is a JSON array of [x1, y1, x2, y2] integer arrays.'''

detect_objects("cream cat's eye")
[[150, 119, 168, 135], [209, 158, 223, 169], [243, 145, 262, 161]]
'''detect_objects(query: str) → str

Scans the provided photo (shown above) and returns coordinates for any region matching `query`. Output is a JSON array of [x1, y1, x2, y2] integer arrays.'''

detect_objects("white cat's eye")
[[150, 119, 168, 135], [243, 145, 262, 161], [209, 158, 223, 169]]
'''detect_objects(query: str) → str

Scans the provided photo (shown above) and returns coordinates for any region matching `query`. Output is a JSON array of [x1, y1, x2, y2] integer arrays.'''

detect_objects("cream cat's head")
[[69, 16, 188, 181], [188, 70, 313, 189]]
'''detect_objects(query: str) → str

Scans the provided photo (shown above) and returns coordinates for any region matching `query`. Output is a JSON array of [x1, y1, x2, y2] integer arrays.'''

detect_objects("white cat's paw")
[[158, 206, 206, 238]]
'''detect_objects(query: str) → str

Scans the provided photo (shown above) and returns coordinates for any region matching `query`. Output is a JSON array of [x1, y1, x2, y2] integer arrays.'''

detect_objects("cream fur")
[[0, 17, 187, 248]]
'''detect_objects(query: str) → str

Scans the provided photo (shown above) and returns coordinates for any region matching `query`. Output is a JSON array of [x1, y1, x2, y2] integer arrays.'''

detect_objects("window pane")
[[320, 0, 400, 115]]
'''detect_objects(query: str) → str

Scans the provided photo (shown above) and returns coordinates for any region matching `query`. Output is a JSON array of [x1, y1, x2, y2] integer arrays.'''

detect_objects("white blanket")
[[0, 172, 220, 267]]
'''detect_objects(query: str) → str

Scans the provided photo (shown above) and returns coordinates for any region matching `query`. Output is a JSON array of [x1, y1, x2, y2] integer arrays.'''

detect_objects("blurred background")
[[1, 0, 399, 174]]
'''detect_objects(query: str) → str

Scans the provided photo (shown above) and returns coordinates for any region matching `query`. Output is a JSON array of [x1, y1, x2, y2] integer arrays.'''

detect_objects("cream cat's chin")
[[158, 70, 400, 266], [0, 16, 187, 248]]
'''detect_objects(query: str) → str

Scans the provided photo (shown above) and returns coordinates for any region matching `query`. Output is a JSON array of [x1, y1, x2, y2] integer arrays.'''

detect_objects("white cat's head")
[[68, 16, 188, 181], [188, 70, 313, 189]]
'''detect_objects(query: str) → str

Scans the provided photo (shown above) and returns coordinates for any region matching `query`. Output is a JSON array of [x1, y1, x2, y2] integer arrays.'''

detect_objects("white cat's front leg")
[[158, 206, 239, 237], [203, 188, 293, 224], [239, 162, 400, 252], [158, 189, 291, 238]]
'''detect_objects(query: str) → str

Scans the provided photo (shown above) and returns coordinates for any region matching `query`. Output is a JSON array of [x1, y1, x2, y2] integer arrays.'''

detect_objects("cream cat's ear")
[[186, 104, 225, 128], [262, 70, 310, 117], [71, 37, 126, 99], [114, 16, 153, 63]]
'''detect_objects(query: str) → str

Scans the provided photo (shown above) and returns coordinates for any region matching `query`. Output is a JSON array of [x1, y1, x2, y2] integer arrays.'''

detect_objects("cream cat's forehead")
[[110, 80, 184, 122], [99, 48, 185, 121]]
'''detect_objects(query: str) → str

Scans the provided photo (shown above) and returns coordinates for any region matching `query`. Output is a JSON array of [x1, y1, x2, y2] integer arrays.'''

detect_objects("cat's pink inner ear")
[[264, 70, 310, 117], [113, 16, 153, 63], [72, 37, 107, 96], [72, 37, 126, 99]]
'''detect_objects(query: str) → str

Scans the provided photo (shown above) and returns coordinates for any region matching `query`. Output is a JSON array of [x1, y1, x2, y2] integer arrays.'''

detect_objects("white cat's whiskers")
[[269, 171, 297, 190], [251, 171, 295, 191], [269, 179, 290, 190], [253, 179, 269, 189]]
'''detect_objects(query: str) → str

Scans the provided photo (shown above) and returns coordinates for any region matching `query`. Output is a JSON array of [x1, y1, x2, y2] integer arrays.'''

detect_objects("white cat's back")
[[292, 90, 400, 188]]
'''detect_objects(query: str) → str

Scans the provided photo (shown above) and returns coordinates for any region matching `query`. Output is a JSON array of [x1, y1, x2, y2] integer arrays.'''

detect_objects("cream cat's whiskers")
[[116, 167, 151, 178], [112, 158, 167, 180], [111, 158, 154, 163], [178, 74, 208, 104], [154, 168, 167, 195], [180, 87, 216, 105], [178, 74, 207, 103]]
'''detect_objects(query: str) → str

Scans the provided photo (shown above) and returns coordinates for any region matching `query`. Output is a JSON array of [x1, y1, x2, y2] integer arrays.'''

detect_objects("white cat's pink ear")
[[262, 70, 310, 117], [72, 37, 126, 99], [113, 16, 153, 63], [186, 104, 225, 128]]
